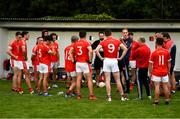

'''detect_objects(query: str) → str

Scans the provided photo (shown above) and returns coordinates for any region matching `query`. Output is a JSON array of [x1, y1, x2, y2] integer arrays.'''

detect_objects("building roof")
[[0, 18, 180, 23], [0, 18, 180, 30]]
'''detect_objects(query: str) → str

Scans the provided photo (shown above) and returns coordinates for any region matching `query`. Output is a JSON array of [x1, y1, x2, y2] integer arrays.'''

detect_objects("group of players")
[[7, 28, 177, 104], [7, 30, 59, 96]]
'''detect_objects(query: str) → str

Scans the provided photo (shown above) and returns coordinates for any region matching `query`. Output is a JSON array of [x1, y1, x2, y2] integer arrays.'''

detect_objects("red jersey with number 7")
[[99, 36, 121, 58], [149, 48, 171, 76], [64, 44, 75, 72], [73, 39, 91, 62]]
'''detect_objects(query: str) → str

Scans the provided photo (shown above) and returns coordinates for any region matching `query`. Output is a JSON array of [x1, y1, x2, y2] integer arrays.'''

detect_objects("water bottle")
[[57, 91, 64, 95]]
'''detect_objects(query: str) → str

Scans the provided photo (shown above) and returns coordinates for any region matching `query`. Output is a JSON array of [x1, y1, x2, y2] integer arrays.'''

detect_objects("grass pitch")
[[0, 80, 180, 118]]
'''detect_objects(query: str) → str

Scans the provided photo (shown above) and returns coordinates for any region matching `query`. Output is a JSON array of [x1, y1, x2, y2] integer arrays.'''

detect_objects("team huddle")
[[7, 29, 177, 105]]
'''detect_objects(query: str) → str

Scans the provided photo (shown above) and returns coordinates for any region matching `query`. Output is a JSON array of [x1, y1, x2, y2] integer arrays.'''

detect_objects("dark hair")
[[156, 38, 164, 46], [104, 29, 112, 37], [42, 29, 48, 38], [50, 33, 57, 40], [36, 37, 43, 44], [37, 37, 43, 40], [161, 32, 171, 39], [15, 31, 22, 36], [128, 32, 133, 36], [21, 31, 29, 37], [79, 30, 86, 38], [71, 35, 79, 43], [99, 32, 104, 35], [44, 35, 52, 41]]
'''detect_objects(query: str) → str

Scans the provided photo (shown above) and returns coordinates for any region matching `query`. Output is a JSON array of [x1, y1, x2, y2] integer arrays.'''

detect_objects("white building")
[[0, 18, 179, 78]]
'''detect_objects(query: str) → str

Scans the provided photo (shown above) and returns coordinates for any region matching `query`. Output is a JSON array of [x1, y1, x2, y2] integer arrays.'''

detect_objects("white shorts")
[[129, 60, 136, 68], [67, 71, 76, 77], [76, 62, 91, 73], [51, 62, 59, 69], [39, 63, 50, 73], [151, 75, 169, 83], [103, 58, 119, 72], [12, 60, 29, 70]]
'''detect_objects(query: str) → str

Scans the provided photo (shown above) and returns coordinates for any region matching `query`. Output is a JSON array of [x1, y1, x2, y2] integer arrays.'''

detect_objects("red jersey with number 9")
[[64, 44, 75, 72], [73, 39, 91, 62], [99, 37, 121, 58], [149, 48, 171, 76]]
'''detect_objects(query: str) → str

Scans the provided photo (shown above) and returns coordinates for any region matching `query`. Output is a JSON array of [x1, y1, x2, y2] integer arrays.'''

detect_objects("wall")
[[0, 28, 8, 78], [0, 29, 180, 78]]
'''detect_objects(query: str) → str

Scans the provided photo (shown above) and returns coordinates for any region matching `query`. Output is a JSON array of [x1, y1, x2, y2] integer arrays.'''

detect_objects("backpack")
[[3, 59, 10, 71]]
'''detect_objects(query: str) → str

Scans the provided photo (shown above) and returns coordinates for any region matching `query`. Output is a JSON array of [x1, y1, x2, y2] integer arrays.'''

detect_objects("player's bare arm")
[[7, 46, 18, 59], [148, 62, 153, 76], [87, 46, 93, 63], [95, 45, 104, 61]]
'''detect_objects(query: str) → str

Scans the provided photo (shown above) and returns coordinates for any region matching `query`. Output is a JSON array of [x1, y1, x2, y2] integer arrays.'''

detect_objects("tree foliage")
[[0, 0, 179, 19]]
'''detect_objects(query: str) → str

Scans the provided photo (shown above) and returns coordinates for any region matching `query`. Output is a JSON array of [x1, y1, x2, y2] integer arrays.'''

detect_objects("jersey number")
[[65, 51, 71, 60], [108, 44, 115, 53], [38, 49, 42, 58], [77, 46, 83, 55], [159, 55, 164, 65]]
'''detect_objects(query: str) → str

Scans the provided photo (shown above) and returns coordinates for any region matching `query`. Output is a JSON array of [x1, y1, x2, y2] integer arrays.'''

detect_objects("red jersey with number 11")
[[149, 48, 171, 76]]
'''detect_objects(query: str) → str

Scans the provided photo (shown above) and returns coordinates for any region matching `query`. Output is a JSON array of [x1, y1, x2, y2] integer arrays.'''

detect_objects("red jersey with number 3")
[[99, 37, 121, 58], [64, 44, 75, 72], [73, 39, 91, 62], [36, 43, 52, 65], [149, 48, 171, 76]]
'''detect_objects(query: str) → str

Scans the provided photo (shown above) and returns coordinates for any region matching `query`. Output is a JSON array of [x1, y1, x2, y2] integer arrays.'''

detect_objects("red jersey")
[[134, 44, 151, 68], [18, 39, 27, 61], [163, 39, 174, 52], [8, 39, 20, 60], [73, 39, 91, 62], [64, 44, 75, 72], [99, 36, 121, 58], [149, 48, 171, 76], [129, 40, 140, 60], [50, 41, 59, 62], [36, 43, 52, 65], [32, 45, 39, 65], [21, 38, 28, 55]]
